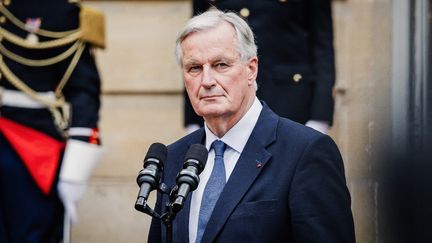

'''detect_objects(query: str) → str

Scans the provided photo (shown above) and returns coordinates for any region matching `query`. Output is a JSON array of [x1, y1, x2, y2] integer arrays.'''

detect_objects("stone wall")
[[331, 1, 392, 242]]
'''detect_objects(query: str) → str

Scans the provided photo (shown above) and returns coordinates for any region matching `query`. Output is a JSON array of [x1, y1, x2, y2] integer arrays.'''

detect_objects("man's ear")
[[247, 57, 258, 85]]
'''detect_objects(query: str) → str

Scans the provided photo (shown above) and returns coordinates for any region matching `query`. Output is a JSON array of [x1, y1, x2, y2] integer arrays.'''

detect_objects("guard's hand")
[[57, 180, 87, 224], [305, 120, 330, 134]]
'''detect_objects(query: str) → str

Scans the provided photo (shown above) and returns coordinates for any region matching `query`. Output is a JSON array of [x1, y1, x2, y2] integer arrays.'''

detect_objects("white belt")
[[68, 127, 94, 137], [0, 88, 95, 137], [0, 88, 54, 108]]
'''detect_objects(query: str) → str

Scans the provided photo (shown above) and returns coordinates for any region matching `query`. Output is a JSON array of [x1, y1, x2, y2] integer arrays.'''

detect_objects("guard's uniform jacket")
[[185, 0, 336, 126], [0, 0, 103, 242]]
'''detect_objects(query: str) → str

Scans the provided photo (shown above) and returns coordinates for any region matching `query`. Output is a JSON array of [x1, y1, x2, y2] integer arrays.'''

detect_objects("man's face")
[[181, 21, 258, 122]]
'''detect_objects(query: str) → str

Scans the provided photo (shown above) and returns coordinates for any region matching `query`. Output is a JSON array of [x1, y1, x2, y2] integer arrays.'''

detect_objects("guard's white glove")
[[305, 120, 330, 134], [57, 139, 103, 224], [58, 181, 87, 224], [186, 124, 201, 134]]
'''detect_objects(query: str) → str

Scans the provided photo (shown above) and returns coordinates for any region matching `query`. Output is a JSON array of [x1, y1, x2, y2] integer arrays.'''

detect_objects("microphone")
[[171, 144, 208, 213], [135, 142, 167, 212]]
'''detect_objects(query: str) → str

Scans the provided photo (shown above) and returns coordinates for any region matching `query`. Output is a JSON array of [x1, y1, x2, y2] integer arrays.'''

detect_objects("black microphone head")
[[184, 144, 208, 173], [144, 142, 167, 166]]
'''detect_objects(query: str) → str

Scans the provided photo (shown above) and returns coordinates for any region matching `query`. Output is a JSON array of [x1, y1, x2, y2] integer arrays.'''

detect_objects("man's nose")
[[201, 66, 216, 88]]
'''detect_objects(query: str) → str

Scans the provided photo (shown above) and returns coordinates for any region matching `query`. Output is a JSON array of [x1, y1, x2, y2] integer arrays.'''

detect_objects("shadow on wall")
[[379, 135, 432, 243]]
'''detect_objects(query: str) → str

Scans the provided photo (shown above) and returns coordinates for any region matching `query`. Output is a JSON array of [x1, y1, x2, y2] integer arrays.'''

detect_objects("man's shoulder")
[[167, 128, 205, 155], [277, 116, 331, 144], [272, 117, 341, 163], [257, 103, 329, 146]]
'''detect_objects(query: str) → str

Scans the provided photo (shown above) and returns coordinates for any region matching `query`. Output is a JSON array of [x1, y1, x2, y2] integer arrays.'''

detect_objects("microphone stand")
[[160, 184, 184, 243], [135, 183, 181, 243], [161, 203, 176, 243]]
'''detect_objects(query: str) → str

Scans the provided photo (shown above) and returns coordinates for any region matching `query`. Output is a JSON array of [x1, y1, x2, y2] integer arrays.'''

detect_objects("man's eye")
[[188, 66, 201, 73], [215, 63, 228, 69]]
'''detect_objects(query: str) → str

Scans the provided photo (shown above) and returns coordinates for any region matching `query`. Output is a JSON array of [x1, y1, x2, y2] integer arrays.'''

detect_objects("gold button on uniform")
[[293, 74, 302, 82], [279, 0, 287, 2], [3, 0, 11, 6], [240, 8, 250, 18], [0, 16, 6, 24]]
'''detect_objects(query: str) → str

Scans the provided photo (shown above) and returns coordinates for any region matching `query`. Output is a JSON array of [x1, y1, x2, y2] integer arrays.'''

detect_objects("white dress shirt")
[[188, 97, 263, 243]]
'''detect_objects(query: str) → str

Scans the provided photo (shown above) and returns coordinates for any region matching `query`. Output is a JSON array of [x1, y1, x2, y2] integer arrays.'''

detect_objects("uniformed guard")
[[0, 0, 105, 242], [184, 0, 336, 135]]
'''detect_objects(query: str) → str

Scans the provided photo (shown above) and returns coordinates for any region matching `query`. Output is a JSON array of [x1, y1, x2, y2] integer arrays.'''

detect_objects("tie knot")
[[211, 140, 226, 157]]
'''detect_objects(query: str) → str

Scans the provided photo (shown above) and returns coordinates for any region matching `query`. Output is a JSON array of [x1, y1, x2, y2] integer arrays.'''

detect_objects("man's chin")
[[198, 107, 225, 118]]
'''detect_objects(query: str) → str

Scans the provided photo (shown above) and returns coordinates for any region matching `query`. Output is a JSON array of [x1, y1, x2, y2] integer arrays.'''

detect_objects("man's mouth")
[[201, 94, 222, 100]]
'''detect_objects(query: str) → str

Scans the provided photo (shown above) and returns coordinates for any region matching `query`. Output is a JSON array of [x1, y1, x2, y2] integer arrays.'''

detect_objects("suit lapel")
[[201, 104, 279, 242]]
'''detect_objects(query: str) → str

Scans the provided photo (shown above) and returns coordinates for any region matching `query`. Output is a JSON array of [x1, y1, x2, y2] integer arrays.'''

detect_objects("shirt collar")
[[204, 97, 262, 153]]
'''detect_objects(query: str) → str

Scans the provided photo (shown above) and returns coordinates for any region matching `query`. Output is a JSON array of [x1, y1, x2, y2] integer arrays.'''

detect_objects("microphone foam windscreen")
[[145, 142, 168, 164], [184, 144, 208, 172]]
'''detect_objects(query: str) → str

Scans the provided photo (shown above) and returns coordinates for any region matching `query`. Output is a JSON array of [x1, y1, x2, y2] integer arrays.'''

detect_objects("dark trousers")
[[0, 133, 63, 243]]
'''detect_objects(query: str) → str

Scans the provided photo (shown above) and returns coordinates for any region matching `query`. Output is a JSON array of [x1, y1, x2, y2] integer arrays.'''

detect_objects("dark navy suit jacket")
[[149, 103, 355, 243]]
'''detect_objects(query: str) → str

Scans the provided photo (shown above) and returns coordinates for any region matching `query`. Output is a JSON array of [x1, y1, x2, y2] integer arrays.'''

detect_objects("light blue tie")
[[195, 140, 227, 243]]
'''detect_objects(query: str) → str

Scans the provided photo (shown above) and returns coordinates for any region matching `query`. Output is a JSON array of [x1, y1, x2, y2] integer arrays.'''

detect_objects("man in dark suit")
[[184, 0, 335, 135], [0, 0, 104, 242], [149, 9, 354, 243]]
